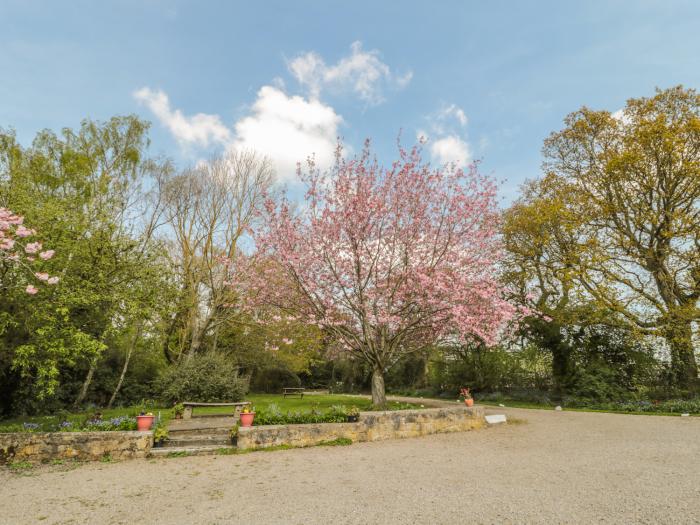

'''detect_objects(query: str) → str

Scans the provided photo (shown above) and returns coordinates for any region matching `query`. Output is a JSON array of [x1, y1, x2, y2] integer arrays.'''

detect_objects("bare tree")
[[163, 149, 274, 361]]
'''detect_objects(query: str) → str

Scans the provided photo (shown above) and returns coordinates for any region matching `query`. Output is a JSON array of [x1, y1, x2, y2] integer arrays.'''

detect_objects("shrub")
[[250, 367, 301, 393], [155, 353, 249, 404]]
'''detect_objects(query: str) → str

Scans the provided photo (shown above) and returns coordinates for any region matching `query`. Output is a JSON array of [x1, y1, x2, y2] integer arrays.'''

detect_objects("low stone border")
[[237, 405, 484, 450], [0, 431, 153, 463]]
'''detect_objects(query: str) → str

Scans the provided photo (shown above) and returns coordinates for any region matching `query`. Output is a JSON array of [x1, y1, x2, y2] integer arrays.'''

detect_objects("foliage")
[[154, 352, 249, 404], [1, 415, 138, 433], [250, 367, 301, 393], [510, 86, 700, 387], [0, 116, 175, 413], [254, 403, 349, 425], [153, 426, 169, 443]]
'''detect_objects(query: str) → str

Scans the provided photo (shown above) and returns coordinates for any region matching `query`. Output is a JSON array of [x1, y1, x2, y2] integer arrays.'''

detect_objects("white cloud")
[[438, 104, 468, 127], [136, 85, 341, 183], [231, 86, 342, 181], [133, 87, 231, 148], [287, 41, 412, 105], [419, 103, 471, 167], [428, 135, 471, 167]]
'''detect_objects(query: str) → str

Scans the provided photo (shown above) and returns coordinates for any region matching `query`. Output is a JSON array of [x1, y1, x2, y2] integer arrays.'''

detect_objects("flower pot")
[[464, 398, 474, 407], [136, 415, 155, 431], [347, 414, 359, 423], [239, 412, 255, 427]]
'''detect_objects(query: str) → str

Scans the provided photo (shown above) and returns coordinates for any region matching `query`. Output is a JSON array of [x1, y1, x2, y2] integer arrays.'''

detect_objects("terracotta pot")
[[239, 412, 256, 427], [464, 398, 474, 407], [136, 415, 155, 431]]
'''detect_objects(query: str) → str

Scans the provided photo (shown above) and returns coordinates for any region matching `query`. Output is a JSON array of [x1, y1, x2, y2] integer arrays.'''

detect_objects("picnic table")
[[182, 401, 251, 419], [282, 387, 305, 399]]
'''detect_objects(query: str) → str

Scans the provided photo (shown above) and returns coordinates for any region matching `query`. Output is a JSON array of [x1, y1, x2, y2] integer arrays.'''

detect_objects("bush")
[[250, 367, 301, 393], [155, 353, 249, 404], [566, 361, 632, 403]]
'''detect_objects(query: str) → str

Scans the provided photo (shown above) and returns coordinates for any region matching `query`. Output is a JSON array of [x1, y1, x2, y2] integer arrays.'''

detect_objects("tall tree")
[[541, 86, 700, 387], [0, 117, 170, 407], [233, 142, 516, 406], [162, 150, 273, 360]]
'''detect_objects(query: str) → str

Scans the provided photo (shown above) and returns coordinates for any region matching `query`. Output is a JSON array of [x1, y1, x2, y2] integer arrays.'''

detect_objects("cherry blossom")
[[228, 141, 519, 404], [0, 208, 59, 294]]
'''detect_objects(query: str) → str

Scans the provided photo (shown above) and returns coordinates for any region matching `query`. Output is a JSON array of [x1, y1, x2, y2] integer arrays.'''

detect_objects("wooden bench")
[[182, 401, 251, 420], [282, 387, 305, 399]]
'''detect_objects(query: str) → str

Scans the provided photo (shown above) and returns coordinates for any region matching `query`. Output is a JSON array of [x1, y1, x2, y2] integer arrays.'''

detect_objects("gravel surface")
[[2, 406, 699, 524]]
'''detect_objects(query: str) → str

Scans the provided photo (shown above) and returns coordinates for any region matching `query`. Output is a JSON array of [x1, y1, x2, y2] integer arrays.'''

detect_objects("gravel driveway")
[[2, 406, 699, 524]]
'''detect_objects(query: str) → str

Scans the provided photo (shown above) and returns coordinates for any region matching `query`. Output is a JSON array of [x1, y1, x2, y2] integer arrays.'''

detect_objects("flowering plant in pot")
[[136, 412, 155, 431], [459, 388, 474, 407], [346, 406, 360, 423], [239, 406, 255, 427]]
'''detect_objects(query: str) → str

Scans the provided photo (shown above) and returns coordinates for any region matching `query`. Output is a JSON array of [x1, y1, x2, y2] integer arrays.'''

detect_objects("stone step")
[[167, 428, 231, 439], [165, 435, 232, 447], [150, 445, 236, 457]]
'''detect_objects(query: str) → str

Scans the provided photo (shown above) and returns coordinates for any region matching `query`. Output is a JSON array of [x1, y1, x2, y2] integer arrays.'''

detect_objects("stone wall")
[[0, 431, 152, 463], [237, 405, 484, 450]]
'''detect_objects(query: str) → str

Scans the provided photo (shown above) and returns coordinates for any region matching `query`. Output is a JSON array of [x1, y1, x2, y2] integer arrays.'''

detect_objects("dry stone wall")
[[0, 431, 152, 463], [237, 405, 484, 450]]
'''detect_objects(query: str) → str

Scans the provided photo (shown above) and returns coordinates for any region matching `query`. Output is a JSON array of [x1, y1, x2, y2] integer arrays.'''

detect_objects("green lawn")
[[0, 394, 422, 432]]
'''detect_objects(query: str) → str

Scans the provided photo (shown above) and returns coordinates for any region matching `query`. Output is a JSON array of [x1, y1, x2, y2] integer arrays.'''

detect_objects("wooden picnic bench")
[[182, 401, 251, 420], [282, 387, 305, 399]]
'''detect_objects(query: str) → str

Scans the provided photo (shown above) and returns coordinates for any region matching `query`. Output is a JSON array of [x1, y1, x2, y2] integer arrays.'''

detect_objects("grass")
[[0, 394, 423, 432], [8, 460, 33, 471]]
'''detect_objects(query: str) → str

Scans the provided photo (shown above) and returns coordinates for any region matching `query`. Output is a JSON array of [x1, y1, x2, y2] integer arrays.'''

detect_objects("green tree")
[[513, 86, 700, 388], [0, 116, 173, 410]]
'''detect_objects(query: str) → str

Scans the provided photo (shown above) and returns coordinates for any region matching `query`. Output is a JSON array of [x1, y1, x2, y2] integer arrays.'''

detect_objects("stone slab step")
[[150, 445, 235, 457], [167, 428, 231, 439], [165, 436, 231, 447]]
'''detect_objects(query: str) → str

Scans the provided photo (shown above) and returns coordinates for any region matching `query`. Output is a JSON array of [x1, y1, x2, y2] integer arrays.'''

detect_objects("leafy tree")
[[541, 86, 700, 387], [0, 117, 173, 410]]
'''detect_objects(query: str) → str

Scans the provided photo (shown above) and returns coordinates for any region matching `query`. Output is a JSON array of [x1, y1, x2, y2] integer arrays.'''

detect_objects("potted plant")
[[229, 424, 239, 445], [460, 388, 474, 407], [153, 427, 169, 447], [346, 406, 360, 423], [173, 403, 185, 420], [136, 412, 155, 431], [239, 406, 255, 427]]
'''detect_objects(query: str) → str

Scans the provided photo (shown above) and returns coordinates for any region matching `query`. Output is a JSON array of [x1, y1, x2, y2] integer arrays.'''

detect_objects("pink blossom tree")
[[232, 142, 517, 406], [0, 207, 58, 293]]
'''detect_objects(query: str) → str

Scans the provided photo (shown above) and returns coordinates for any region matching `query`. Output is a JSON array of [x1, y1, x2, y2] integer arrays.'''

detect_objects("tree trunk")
[[665, 320, 698, 388], [74, 358, 98, 408], [371, 367, 387, 408], [107, 325, 143, 408]]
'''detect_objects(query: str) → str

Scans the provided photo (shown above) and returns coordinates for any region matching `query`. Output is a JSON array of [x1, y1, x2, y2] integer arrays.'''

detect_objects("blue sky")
[[2, 0, 700, 201]]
